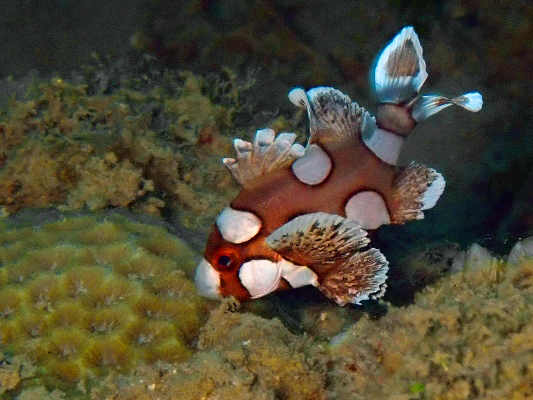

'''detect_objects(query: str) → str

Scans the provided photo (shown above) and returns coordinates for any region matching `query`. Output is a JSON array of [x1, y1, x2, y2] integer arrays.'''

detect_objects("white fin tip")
[[290, 143, 306, 158], [254, 128, 275, 149], [413, 92, 483, 121], [374, 26, 428, 103], [421, 171, 445, 210], [452, 92, 483, 112], [288, 87, 309, 108]]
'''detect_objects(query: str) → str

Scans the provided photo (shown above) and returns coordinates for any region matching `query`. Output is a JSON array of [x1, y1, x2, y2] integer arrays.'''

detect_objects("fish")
[[194, 26, 483, 306]]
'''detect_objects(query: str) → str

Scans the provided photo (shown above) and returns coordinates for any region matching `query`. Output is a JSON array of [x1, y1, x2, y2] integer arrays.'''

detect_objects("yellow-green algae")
[[80, 252, 533, 400], [325, 256, 533, 400], [0, 63, 256, 229], [0, 213, 206, 393], [90, 300, 326, 400]]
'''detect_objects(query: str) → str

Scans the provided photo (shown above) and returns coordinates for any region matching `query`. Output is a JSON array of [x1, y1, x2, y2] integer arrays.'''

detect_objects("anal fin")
[[390, 162, 445, 224], [266, 212, 389, 306]]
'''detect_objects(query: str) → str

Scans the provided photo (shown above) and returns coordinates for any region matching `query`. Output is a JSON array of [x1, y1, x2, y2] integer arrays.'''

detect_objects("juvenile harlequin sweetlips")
[[194, 26, 483, 305]]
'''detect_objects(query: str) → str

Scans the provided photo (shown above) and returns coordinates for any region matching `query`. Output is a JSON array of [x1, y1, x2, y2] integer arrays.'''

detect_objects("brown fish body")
[[231, 136, 397, 233], [194, 26, 483, 305]]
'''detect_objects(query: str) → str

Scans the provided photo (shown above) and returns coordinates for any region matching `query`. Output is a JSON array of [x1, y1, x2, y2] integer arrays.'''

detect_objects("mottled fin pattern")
[[266, 212, 370, 268], [319, 248, 388, 306], [289, 87, 374, 144], [223, 129, 305, 186], [266, 212, 388, 305], [412, 92, 483, 122], [390, 162, 445, 223], [374, 26, 427, 104]]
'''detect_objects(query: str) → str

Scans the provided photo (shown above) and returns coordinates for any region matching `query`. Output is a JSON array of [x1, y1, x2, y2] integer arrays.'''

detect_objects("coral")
[[66, 153, 146, 211], [40, 245, 533, 399], [0, 61, 249, 229], [0, 356, 21, 395], [323, 255, 533, 399], [89, 299, 326, 400], [0, 212, 206, 393]]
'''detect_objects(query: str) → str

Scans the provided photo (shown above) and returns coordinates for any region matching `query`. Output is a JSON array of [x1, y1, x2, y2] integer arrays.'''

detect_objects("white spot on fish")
[[216, 207, 261, 244], [345, 191, 391, 229], [363, 127, 405, 165], [239, 259, 281, 298], [291, 144, 332, 185], [194, 258, 221, 299]]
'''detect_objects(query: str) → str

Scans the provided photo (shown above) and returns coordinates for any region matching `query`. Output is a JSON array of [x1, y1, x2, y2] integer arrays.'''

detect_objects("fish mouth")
[[194, 258, 221, 300]]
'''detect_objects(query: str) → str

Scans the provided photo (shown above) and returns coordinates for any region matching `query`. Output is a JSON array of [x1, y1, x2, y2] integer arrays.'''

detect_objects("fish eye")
[[212, 247, 239, 271], [217, 254, 232, 267]]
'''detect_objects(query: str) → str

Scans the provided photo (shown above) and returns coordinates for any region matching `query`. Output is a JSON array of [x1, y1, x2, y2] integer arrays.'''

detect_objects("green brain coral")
[[0, 212, 206, 388]]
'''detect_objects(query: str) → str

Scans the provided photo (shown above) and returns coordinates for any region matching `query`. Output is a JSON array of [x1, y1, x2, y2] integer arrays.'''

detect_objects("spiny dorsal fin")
[[266, 212, 388, 305], [373, 26, 427, 104], [223, 129, 305, 186], [289, 86, 374, 144]]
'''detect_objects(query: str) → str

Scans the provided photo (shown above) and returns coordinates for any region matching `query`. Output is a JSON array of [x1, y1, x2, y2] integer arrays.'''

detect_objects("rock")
[[452, 243, 495, 272], [451, 251, 466, 274], [508, 237, 533, 266]]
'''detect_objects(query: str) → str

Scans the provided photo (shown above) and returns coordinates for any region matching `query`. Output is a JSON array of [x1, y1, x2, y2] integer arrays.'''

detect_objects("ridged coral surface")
[[80, 253, 533, 400], [0, 213, 205, 388]]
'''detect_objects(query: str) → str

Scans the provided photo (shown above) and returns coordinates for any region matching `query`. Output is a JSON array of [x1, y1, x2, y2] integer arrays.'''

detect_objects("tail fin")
[[373, 26, 484, 118], [412, 92, 483, 121], [368, 26, 483, 163], [373, 26, 427, 104]]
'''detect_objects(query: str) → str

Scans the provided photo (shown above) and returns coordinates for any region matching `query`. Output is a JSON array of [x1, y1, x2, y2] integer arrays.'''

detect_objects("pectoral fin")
[[266, 212, 389, 305]]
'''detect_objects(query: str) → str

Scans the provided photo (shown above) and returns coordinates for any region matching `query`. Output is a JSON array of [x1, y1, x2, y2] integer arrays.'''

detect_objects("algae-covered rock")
[[450, 242, 499, 274], [0, 212, 207, 394], [0, 62, 251, 230], [325, 256, 533, 399], [508, 236, 533, 266]]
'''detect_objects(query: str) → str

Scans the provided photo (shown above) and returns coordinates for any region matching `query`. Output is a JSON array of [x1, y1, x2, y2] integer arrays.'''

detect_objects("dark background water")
[[0, 0, 531, 253]]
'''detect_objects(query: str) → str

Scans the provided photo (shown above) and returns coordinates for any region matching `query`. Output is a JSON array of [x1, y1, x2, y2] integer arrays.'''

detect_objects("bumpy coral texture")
[[325, 256, 533, 399], [0, 64, 253, 228], [13, 246, 533, 399], [89, 300, 326, 400], [0, 214, 205, 389]]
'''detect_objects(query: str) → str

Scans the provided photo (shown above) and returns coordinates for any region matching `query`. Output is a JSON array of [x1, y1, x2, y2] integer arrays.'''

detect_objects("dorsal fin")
[[223, 129, 305, 186], [289, 86, 375, 144]]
